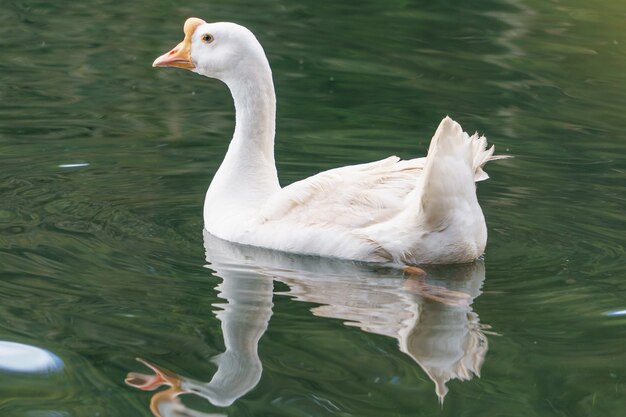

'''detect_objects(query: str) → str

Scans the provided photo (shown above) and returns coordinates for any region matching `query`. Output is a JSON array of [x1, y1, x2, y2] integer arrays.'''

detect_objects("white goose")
[[153, 18, 507, 265]]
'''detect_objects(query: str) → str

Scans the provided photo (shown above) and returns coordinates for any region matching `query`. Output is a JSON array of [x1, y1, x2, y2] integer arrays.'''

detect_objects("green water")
[[1, 0, 625, 416]]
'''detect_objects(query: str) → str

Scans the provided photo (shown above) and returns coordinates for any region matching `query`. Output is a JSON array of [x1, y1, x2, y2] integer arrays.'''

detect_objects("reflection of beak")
[[125, 358, 187, 417], [152, 17, 206, 70], [152, 40, 194, 69], [125, 357, 182, 390]]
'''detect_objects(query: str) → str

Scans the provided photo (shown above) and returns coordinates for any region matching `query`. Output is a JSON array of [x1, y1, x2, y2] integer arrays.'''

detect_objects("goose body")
[[153, 18, 507, 265]]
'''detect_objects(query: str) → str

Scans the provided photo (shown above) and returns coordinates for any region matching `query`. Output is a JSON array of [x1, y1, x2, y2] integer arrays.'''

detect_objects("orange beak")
[[152, 17, 206, 70]]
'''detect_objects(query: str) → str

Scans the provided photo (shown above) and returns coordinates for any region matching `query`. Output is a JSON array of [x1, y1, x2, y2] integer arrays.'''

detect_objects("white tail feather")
[[418, 116, 507, 228], [472, 136, 512, 182], [426, 116, 510, 182], [361, 116, 510, 264]]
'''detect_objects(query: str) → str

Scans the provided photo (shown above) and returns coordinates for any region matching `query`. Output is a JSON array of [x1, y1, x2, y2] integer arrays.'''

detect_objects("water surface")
[[0, 0, 625, 416]]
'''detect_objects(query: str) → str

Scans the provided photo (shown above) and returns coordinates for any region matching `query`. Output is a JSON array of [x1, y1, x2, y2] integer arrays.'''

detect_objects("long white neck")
[[204, 54, 280, 223], [229, 66, 276, 163]]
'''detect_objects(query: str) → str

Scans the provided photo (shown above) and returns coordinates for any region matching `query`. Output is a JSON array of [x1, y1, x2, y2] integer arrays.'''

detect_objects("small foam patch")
[[0, 341, 63, 373]]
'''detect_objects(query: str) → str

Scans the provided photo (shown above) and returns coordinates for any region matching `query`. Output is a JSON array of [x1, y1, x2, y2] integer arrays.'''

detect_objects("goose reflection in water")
[[126, 231, 490, 415]]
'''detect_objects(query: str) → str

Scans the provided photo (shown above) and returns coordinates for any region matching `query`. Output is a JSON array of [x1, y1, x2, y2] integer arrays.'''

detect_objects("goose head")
[[153, 17, 269, 82]]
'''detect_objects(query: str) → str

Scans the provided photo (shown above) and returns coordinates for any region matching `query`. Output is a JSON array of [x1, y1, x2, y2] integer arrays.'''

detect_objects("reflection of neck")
[[182, 273, 273, 407], [126, 254, 274, 416], [207, 57, 279, 207]]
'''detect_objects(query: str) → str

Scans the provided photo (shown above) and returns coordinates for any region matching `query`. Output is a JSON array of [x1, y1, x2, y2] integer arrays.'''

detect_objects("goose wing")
[[260, 156, 425, 229]]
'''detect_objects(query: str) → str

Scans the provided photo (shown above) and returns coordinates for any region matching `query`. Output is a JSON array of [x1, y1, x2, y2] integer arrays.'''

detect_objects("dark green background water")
[[1, 0, 624, 416]]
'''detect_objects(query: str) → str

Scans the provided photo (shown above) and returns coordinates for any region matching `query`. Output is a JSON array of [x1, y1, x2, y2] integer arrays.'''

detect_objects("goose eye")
[[201, 33, 214, 44]]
